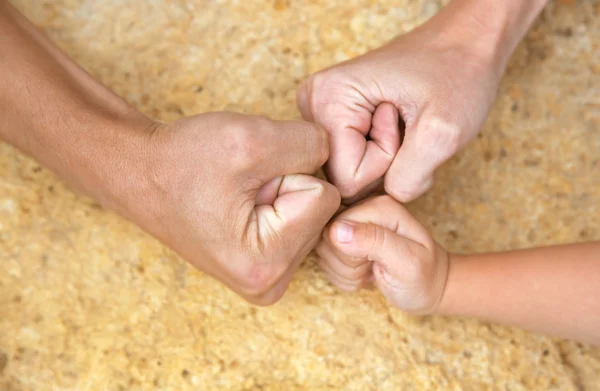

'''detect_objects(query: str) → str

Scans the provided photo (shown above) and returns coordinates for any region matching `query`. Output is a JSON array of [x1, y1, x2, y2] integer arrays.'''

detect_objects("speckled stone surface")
[[1, 0, 599, 390]]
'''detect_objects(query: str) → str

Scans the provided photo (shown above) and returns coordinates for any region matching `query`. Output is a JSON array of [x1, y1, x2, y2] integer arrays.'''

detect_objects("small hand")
[[316, 195, 449, 314]]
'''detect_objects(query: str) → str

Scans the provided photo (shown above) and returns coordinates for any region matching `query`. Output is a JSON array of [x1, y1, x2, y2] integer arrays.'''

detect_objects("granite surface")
[[1, 0, 600, 390]]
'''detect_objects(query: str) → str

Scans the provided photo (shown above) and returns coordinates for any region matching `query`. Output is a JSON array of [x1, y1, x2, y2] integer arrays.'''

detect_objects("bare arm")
[[438, 0, 549, 71], [439, 243, 600, 345], [0, 2, 341, 305], [0, 1, 155, 216], [298, 0, 549, 203], [318, 195, 599, 345]]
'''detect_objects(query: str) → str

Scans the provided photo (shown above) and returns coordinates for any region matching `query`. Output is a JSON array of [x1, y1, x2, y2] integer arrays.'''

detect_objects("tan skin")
[[298, 0, 549, 203], [2, 0, 598, 344], [0, 1, 341, 306], [310, 0, 600, 345], [320, 196, 600, 346]]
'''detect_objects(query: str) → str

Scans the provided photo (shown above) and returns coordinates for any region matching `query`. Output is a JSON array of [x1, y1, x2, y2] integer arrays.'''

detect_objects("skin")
[[313, 0, 600, 344], [297, 0, 549, 203], [0, 2, 341, 306], [318, 195, 600, 345]]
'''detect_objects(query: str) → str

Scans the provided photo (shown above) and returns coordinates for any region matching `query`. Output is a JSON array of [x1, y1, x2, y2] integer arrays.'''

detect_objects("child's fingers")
[[330, 219, 439, 312], [329, 219, 428, 278], [332, 195, 432, 250], [315, 241, 371, 291], [321, 225, 367, 268], [317, 258, 370, 292]]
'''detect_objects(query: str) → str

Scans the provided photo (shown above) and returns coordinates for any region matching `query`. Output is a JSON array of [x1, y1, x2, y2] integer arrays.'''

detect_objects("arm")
[[439, 243, 600, 345], [0, 2, 340, 305], [0, 1, 154, 215], [436, 0, 549, 73], [317, 196, 599, 345], [298, 0, 549, 203]]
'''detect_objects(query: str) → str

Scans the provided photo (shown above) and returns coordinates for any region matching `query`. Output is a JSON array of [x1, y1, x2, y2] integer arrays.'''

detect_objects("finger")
[[316, 243, 370, 292], [385, 115, 460, 202], [317, 257, 369, 292], [296, 78, 315, 122], [321, 225, 367, 268], [254, 174, 341, 263], [241, 208, 324, 306], [325, 102, 401, 199], [260, 119, 330, 179], [252, 235, 318, 306], [340, 177, 384, 206], [333, 195, 432, 248], [329, 219, 428, 266], [255, 176, 283, 206], [316, 241, 372, 285], [328, 219, 434, 311]]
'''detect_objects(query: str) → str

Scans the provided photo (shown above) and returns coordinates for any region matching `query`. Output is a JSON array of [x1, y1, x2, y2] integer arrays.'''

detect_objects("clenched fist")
[[127, 113, 341, 305], [297, 2, 511, 203], [316, 195, 449, 314]]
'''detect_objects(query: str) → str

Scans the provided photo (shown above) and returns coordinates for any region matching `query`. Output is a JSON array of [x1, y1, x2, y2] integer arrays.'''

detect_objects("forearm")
[[438, 242, 600, 345], [414, 0, 548, 79], [0, 2, 154, 215]]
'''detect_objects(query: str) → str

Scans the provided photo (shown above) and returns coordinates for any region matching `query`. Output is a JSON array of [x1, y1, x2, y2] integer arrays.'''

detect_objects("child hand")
[[316, 195, 449, 314]]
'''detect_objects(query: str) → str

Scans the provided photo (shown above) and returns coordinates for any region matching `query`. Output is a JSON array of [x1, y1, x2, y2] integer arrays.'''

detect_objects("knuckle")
[[384, 174, 433, 202], [418, 117, 462, 160], [314, 124, 330, 166], [308, 71, 341, 110], [225, 123, 261, 171], [235, 257, 281, 297], [311, 180, 341, 208], [346, 263, 368, 281], [362, 223, 384, 258], [246, 290, 284, 307], [336, 178, 361, 199]]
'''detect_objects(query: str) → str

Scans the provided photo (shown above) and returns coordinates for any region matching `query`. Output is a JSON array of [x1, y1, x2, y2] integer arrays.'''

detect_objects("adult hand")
[[0, 2, 340, 306], [127, 113, 340, 305], [297, 0, 543, 203]]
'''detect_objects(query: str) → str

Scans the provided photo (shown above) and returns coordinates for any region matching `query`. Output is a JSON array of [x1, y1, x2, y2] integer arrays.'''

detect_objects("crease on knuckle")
[[226, 124, 261, 171], [418, 116, 461, 161], [346, 262, 369, 281], [337, 179, 362, 199], [236, 256, 282, 297], [366, 223, 384, 261], [384, 172, 432, 202]]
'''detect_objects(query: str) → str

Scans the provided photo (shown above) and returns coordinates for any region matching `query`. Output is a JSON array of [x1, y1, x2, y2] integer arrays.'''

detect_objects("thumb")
[[330, 220, 432, 311], [256, 174, 341, 259], [330, 220, 427, 271], [385, 115, 462, 202]]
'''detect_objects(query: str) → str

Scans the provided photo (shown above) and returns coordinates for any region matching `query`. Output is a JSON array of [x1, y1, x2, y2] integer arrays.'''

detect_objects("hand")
[[316, 195, 448, 314], [297, 7, 505, 203], [124, 112, 340, 305]]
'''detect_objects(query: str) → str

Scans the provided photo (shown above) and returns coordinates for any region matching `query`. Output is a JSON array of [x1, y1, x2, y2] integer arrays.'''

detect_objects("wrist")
[[72, 111, 160, 222], [421, 0, 547, 80], [433, 252, 461, 316]]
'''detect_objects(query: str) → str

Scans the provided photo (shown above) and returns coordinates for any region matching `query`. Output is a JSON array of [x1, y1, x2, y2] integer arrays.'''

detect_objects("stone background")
[[1, 0, 599, 389]]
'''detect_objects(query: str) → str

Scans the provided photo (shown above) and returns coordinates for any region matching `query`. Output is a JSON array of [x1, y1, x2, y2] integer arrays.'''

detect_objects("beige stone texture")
[[1, 0, 599, 390]]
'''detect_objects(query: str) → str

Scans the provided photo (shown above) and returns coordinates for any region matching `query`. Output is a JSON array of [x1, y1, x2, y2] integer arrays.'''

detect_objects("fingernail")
[[335, 221, 354, 243]]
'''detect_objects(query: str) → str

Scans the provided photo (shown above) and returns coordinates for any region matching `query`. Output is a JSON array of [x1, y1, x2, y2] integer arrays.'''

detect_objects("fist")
[[131, 112, 341, 305], [297, 11, 503, 203], [316, 195, 449, 314]]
